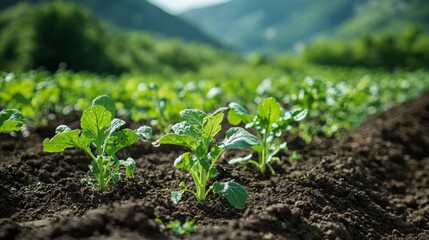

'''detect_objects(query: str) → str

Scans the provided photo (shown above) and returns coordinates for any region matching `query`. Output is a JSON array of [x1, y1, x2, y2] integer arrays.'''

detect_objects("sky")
[[148, 0, 230, 14]]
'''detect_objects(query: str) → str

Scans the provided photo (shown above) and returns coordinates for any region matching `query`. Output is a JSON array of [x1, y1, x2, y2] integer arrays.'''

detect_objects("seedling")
[[0, 108, 26, 133], [167, 219, 198, 236], [43, 95, 151, 191], [153, 108, 259, 208], [228, 97, 307, 174], [148, 82, 174, 134]]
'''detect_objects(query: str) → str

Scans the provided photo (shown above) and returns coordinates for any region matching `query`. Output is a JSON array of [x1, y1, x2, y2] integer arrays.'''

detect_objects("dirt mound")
[[1, 93, 428, 240]]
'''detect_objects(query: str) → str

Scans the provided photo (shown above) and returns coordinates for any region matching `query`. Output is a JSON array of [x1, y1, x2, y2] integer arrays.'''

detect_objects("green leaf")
[[174, 152, 195, 171], [92, 95, 116, 120], [43, 129, 90, 153], [289, 151, 302, 161], [181, 219, 198, 234], [109, 118, 125, 135], [179, 181, 186, 188], [213, 181, 248, 208], [55, 125, 71, 134], [0, 109, 26, 133], [228, 154, 253, 165], [267, 141, 287, 163], [104, 118, 126, 147], [171, 191, 182, 204], [209, 145, 224, 163], [211, 107, 229, 116], [227, 108, 242, 125], [90, 159, 99, 175], [180, 109, 206, 126], [153, 134, 198, 151], [220, 127, 260, 149], [257, 97, 281, 124], [251, 144, 263, 152], [167, 220, 182, 235], [136, 126, 152, 141], [111, 171, 120, 184], [106, 129, 139, 155], [196, 145, 210, 170], [202, 112, 223, 138], [172, 121, 199, 137], [81, 105, 112, 149], [208, 167, 218, 178], [167, 219, 197, 236], [229, 102, 249, 116], [228, 103, 252, 124], [119, 157, 136, 178], [281, 111, 292, 121], [292, 109, 308, 121]]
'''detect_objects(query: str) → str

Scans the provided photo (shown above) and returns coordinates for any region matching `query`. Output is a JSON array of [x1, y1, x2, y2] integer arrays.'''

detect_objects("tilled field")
[[1, 93, 428, 240]]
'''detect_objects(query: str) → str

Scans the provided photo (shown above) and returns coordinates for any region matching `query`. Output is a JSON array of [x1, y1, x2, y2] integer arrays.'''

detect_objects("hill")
[[0, 0, 220, 46], [335, 0, 429, 39], [182, 0, 429, 53], [0, 2, 232, 73], [182, 0, 357, 53]]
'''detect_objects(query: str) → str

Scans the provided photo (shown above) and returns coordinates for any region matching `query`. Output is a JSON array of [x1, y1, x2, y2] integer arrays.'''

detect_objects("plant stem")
[[260, 130, 269, 174], [96, 156, 107, 191], [84, 149, 97, 161], [196, 164, 207, 202]]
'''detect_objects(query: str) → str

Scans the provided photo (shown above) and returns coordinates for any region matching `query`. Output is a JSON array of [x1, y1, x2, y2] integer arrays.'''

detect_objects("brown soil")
[[1, 93, 429, 240]]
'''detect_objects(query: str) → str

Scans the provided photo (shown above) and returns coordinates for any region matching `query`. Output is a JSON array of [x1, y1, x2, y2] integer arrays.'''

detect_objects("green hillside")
[[182, 0, 429, 53], [182, 0, 357, 53], [0, 2, 233, 73], [335, 0, 429, 39], [0, 0, 220, 46]]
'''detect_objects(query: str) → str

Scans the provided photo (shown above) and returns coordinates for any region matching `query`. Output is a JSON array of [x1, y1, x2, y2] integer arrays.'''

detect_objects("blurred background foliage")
[[303, 25, 429, 69], [0, 1, 232, 74], [1, 0, 429, 74], [0, 0, 220, 44], [0, 2, 115, 73], [0, 0, 429, 141]]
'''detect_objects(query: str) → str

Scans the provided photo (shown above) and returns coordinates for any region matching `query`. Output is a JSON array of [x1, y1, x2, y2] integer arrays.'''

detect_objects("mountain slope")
[[0, 0, 220, 46], [182, 0, 357, 53], [182, 0, 429, 53], [335, 0, 429, 38], [0, 2, 231, 73]]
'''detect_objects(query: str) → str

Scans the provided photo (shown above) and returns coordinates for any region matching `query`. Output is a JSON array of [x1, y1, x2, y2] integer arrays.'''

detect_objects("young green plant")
[[43, 95, 152, 191], [167, 219, 198, 236], [148, 82, 173, 134], [228, 97, 307, 174], [0, 108, 26, 133], [153, 108, 259, 208]]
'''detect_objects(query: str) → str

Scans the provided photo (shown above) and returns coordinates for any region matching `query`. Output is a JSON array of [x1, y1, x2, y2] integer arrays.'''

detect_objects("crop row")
[[1, 95, 305, 209], [2, 68, 428, 235], [1, 67, 428, 142], [0, 95, 299, 239], [0, 96, 304, 236]]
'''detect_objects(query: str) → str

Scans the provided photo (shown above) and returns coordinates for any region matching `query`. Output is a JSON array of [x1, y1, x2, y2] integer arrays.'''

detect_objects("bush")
[[0, 2, 230, 74], [0, 2, 122, 73], [303, 25, 429, 70]]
